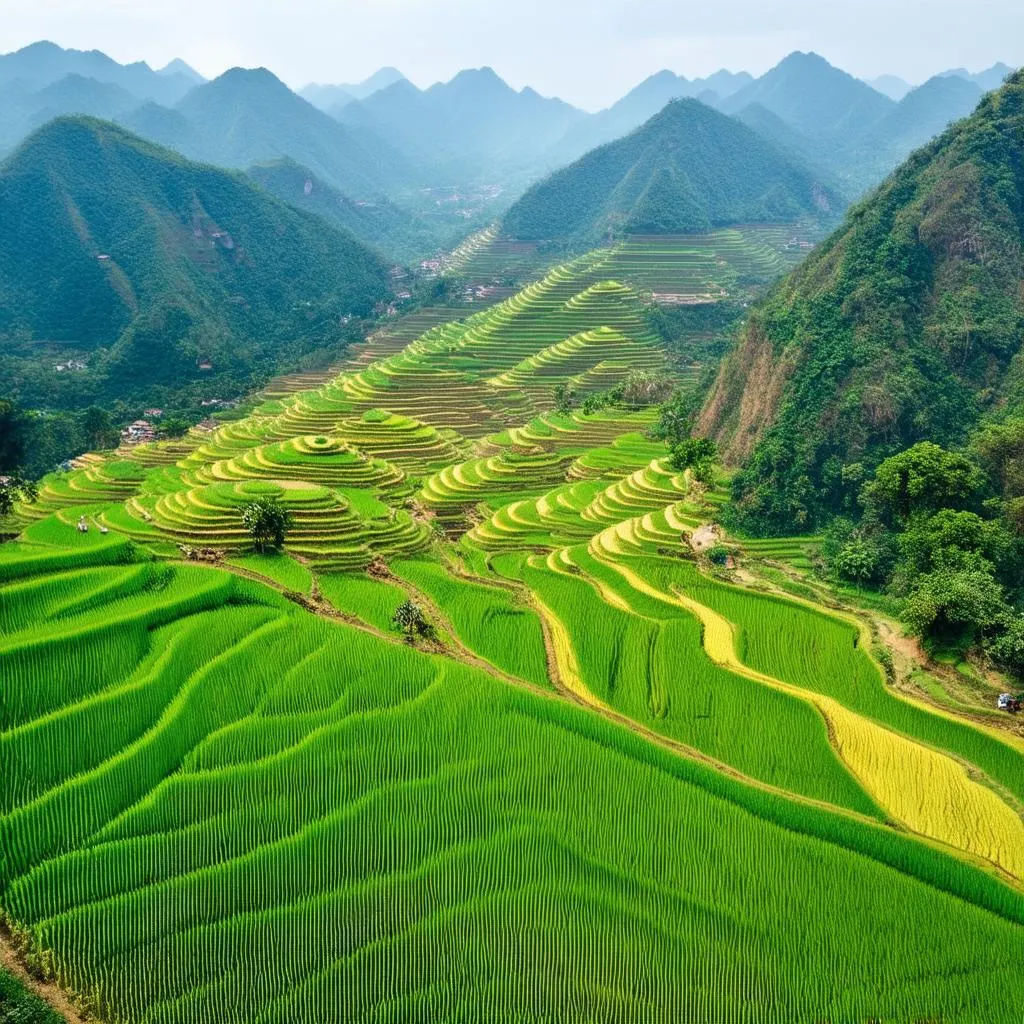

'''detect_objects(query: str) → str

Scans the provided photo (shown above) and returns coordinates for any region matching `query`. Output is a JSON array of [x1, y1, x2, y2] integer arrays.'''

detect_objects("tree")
[[861, 442, 985, 525], [987, 616, 1024, 680], [902, 568, 1008, 644], [553, 382, 577, 414], [654, 389, 696, 444], [974, 417, 1024, 500], [0, 399, 29, 473], [895, 509, 1014, 580], [392, 600, 435, 640], [82, 406, 115, 450], [241, 499, 292, 553], [669, 437, 717, 470], [0, 473, 38, 519], [160, 417, 191, 439], [669, 436, 718, 489], [833, 538, 880, 584]]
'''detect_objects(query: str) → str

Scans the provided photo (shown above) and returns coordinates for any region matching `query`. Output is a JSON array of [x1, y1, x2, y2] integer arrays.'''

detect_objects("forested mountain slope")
[[551, 68, 752, 163], [0, 40, 196, 105], [848, 74, 984, 180], [503, 98, 836, 244], [247, 158, 440, 261], [0, 117, 391, 409], [720, 51, 895, 141], [300, 67, 407, 111], [699, 70, 1024, 531]]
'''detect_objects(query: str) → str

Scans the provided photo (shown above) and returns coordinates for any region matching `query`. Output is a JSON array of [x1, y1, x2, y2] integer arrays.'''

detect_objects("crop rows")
[[4, 239, 1024, 1022]]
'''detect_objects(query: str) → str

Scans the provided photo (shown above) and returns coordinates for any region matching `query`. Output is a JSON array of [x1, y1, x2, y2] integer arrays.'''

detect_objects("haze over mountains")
[[0, 41, 1012, 213]]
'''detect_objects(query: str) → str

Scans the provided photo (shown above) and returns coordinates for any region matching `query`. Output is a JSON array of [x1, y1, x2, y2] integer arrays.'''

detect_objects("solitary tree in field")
[[553, 382, 577, 414], [241, 499, 292, 553], [393, 599, 435, 640]]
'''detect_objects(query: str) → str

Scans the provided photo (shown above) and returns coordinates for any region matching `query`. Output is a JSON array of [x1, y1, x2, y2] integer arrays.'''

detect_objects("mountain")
[[0, 117, 391, 407], [0, 40, 195, 105], [553, 68, 753, 164], [301, 68, 407, 112], [247, 158, 439, 261], [942, 62, 1015, 93], [726, 54, 987, 194], [866, 74, 913, 101], [157, 58, 206, 84], [722, 52, 894, 141], [848, 74, 983, 180], [698, 70, 1024, 532], [503, 98, 836, 245], [335, 67, 586, 183], [129, 67, 414, 197], [0, 73, 141, 153]]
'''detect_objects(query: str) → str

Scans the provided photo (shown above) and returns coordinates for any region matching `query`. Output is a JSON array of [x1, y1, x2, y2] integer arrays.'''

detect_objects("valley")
[[2, 26, 1024, 1024]]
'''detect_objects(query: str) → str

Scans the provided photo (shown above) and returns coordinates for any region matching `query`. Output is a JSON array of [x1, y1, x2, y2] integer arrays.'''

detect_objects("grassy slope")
[[5, 541, 1024, 1023], [5, 247, 1024, 1022]]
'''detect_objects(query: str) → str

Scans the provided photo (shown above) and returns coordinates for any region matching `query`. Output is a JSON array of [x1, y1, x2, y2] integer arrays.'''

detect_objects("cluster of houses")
[[54, 359, 87, 373], [200, 398, 239, 410], [121, 420, 157, 445], [461, 284, 504, 303]]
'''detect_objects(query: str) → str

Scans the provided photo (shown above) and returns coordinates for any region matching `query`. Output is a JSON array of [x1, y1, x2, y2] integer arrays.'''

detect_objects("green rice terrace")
[[5, 251, 1024, 1023], [450, 222, 820, 303]]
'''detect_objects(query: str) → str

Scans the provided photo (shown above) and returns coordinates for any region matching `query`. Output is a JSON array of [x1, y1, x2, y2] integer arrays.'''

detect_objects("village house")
[[121, 420, 156, 445]]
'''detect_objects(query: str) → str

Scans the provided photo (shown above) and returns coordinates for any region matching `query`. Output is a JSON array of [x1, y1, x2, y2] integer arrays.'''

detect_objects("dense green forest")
[[0, 117, 393, 432], [502, 98, 838, 245]]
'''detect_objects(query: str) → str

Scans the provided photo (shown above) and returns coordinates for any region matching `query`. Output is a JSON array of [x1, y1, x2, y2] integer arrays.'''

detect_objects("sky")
[[2, 0, 1022, 110]]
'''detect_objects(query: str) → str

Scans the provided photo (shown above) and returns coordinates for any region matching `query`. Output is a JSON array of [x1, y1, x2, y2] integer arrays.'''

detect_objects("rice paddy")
[[4, 241, 1024, 1023]]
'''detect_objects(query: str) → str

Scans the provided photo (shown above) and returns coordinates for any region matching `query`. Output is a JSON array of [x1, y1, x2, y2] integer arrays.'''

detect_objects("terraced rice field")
[[598, 225, 820, 302], [444, 224, 820, 304], [4, 249, 1024, 1023]]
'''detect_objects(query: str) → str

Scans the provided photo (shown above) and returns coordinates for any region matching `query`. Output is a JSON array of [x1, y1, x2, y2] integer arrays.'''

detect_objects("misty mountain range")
[[0, 39, 1015, 260]]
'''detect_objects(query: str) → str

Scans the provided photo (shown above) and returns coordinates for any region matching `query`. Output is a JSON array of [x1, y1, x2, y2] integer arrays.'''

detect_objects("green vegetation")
[[0, 968, 63, 1024], [5, 235, 1024, 1024], [704, 70, 1024, 533], [247, 158, 444, 263], [241, 498, 293, 554], [821, 436, 1024, 678], [0, 116, 392, 419]]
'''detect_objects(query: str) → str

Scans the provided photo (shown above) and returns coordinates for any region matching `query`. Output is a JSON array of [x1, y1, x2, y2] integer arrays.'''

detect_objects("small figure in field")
[[77, 515, 88, 533]]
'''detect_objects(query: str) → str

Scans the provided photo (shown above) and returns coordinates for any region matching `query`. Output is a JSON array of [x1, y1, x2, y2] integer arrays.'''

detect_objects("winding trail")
[[1, 926, 78, 1022]]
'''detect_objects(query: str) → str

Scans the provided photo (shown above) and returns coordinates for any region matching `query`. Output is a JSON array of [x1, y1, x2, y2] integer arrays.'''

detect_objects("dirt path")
[[1, 927, 83, 1022]]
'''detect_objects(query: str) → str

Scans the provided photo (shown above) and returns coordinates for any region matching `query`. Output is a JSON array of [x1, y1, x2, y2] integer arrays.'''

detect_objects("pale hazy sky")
[[2, 0, 1021, 110]]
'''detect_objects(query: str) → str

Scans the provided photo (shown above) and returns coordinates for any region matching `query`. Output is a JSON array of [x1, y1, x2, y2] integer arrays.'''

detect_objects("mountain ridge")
[[699, 69, 1024, 532]]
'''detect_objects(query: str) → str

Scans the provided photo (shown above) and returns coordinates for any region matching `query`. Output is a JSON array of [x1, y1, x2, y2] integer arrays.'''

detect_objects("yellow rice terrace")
[[5, 253, 1024, 1023]]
